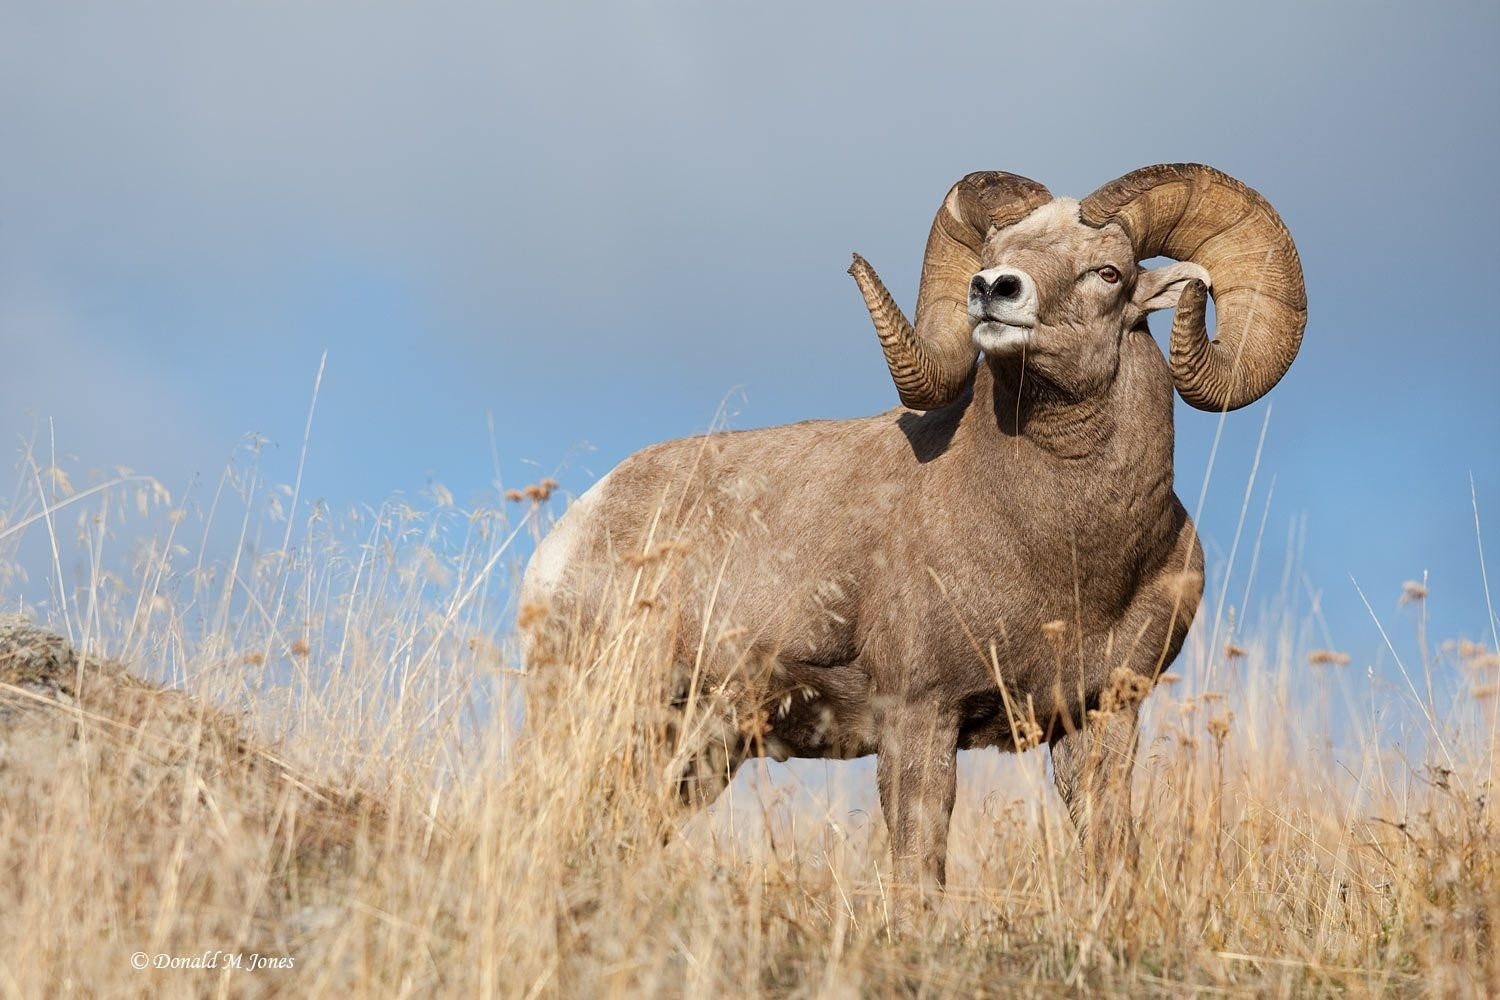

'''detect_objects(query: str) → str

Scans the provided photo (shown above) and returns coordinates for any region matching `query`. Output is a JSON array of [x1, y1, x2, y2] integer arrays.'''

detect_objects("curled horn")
[[1080, 164, 1307, 411], [850, 172, 1052, 410]]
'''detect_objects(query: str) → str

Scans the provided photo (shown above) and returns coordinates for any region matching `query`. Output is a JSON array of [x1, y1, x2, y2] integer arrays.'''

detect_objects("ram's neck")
[[975, 358, 1117, 461], [951, 329, 1181, 563], [963, 330, 1172, 456]]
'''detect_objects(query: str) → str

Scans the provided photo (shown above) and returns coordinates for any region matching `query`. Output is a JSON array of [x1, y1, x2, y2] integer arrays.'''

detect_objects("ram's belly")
[[755, 663, 1049, 760], [756, 660, 878, 761]]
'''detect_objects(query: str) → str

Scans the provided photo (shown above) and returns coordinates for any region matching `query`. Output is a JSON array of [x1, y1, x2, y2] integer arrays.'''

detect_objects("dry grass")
[[0, 451, 1496, 998]]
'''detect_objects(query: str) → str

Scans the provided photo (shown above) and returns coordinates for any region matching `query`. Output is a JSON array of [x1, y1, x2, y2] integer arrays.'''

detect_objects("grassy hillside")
[[0, 463, 1495, 997]]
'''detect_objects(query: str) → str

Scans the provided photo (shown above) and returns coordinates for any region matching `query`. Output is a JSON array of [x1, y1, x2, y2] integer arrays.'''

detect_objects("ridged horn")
[[850, 172, 1052, 410], [1080, 163, 1307, 412]]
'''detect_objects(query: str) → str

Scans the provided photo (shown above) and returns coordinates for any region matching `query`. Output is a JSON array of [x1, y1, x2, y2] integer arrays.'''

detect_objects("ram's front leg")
[[1050, 506, 1202, 883], [1050, 703, 1140, 885], [876, 700, 960, 911]]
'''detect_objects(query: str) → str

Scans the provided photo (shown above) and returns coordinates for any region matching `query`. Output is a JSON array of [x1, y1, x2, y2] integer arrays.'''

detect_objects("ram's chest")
[[945, 466, 1166, 611]]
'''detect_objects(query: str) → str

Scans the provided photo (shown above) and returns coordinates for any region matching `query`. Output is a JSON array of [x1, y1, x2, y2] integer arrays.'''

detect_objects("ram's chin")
[[971, 322, 1032, 356]]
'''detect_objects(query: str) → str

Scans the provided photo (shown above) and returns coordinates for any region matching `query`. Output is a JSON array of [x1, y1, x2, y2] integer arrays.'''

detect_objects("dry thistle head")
[[516, 600, 550, 631], [1012, 716, 1044, 752], [1207, 709, 1234, 744], [1223, 642, 1247, 660], [518, 478, 560, 502], [503, 488, 524, 502], [737, 705, 772, 742], [466, 634, 504, 667], [623, 540, 690, 568], [1452, 639, 1490, 660], [1307, 649, 1351, 666], [1400, 580, 1428, 604], [1450, 640, 1499, 671], [1099, 666, 1151, 713], [289, 637, 310, 658], [1163, 568, 1204, 604], [1040, 619, 1068, 659]]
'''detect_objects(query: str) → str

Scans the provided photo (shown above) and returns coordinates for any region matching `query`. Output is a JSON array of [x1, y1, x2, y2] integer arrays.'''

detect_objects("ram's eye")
[[1097, 265, 1121, 284]]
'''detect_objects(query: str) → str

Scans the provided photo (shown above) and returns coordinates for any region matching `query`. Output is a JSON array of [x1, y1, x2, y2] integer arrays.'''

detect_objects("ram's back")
[[519, 409, 918, 675]]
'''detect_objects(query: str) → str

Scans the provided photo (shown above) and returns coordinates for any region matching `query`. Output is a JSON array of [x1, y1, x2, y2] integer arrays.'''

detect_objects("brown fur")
[[522, 193, 1243, 903]]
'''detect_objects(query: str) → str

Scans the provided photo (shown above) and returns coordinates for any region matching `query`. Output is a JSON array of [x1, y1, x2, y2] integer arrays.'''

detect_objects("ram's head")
[[850, 164, 1306, 411]]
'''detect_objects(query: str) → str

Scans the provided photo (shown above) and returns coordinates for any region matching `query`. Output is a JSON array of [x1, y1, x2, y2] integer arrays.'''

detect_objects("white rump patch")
[[522, 467, 614, 603]]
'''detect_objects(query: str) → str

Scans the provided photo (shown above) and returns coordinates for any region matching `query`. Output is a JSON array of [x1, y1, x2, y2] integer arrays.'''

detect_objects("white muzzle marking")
[[971, 322, 1033, 355], [969, 266, 1038, 355]]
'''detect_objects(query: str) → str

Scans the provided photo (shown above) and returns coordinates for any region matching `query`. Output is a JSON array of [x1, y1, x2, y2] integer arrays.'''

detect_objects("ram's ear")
[[1133, 261, 1211, 314]]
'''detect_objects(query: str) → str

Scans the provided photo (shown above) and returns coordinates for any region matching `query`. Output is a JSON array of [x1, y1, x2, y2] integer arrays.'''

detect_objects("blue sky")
[[2, 1, 1497, 661]]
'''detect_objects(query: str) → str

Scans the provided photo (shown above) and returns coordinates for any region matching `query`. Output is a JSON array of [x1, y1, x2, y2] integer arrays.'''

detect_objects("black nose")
[[970, 273, 1023, 301]]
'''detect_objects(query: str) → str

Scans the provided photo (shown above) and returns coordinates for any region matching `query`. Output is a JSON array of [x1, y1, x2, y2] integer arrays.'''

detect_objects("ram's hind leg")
[[661, 659, 747, 812], [673, 725, 746, 810]]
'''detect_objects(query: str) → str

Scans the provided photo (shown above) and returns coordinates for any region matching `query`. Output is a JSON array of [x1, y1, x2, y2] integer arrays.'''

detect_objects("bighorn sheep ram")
[[521, 163, 1305, 894]]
